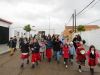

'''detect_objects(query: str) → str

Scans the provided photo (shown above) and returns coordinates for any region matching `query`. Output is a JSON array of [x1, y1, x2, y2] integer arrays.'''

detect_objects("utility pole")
[[53, 29, 55, 34], [49, 17, 50, 34], [72, 13, 74, 32], [74, 10, 77, 33]]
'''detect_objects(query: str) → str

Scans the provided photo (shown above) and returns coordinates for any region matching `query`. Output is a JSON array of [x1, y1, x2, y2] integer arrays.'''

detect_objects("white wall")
[[9, 25, 36, 38], [9, 26, 25, 38], [75, 29, 100, 50], [9, 24, 55, 38]]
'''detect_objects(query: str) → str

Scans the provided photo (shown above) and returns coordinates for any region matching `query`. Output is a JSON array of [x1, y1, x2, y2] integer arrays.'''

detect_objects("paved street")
[[0, 45, 100, 75], [0, 44, 9, 54]]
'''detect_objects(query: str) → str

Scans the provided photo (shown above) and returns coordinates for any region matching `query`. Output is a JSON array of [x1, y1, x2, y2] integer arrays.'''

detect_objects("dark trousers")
[[64, 58, 68, 65]]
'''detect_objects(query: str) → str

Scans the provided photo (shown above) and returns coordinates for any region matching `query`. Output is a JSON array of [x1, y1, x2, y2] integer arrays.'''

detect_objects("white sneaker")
[[78, 69, 82, 72], [65, 65, 68, 68]]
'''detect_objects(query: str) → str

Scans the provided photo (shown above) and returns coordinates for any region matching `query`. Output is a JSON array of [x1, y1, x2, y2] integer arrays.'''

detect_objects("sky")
[[0, 0, 100, 34]]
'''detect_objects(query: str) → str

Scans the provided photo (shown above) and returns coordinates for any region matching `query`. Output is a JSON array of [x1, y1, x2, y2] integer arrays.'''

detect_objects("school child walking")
[[69, 42, 76, 65], [62, 44, 69, 68], [39, 39, 46, 61], [87, 45, 100, 75], [76, 42, 86, 72], [46, 36, 53, 63], [30, 38, 40, 68], [19, 37, 24, 48], [20, 38, 30, 68], [13, 36, 17, 52], [8, 37, 15, 56]]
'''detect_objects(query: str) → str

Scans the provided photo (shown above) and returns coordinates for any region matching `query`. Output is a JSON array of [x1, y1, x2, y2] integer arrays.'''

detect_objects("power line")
[[91, 0, 100, 8], [85, 19, 100, 25], [65, 14, 73, 26], [77, 0, 100, 17], [76, 0, 95, 16]]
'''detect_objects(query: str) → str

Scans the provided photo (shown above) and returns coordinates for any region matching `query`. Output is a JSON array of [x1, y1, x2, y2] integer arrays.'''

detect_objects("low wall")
[[75, 29, 100, 50], [0, 44, 9, 54]]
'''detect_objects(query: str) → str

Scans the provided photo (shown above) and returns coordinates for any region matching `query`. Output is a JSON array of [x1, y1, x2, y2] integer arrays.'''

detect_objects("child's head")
[[64, 44, 68, 47], [89, 45, 96, 52], [89, 45, 96, 56], [24, 38, 28, 44], [41, 38, 44, 42], [34, 38, 38, 43], [10, 37, 13, 40], [70, 42, 73, 46]]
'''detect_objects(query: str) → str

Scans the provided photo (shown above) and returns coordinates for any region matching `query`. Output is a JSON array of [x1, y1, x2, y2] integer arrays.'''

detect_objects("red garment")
[[62, 46, 69, 58], [89, 58, 96, 66], [76, 47, 86, 62], [76, 42, 81, 47], [31, 53, 41, 63], [46, 48, 52, 59], [21, 53, 29, 59], [87, 50, 100, 66]]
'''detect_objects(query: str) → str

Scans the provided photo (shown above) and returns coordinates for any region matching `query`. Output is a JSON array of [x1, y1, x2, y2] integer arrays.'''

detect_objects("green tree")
[[24, 24, 31, 38], [77, 25, 85, 34]]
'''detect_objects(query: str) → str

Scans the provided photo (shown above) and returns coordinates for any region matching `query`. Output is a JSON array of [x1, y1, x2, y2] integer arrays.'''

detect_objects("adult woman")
[[53, 37, 62, 64]]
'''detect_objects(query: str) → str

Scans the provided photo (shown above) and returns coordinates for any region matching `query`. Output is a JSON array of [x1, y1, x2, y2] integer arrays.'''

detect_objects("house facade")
[[0, 18, 12, 44], [62, 25, 100, 41]]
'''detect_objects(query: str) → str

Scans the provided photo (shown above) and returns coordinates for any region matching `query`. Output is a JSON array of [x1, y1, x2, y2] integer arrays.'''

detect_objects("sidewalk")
[[0, 44, 9, 54]]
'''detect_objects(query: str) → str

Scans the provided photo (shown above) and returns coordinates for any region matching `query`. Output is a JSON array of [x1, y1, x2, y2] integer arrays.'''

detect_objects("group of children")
[[73, 35, 100, 75], [19, 35, 76, 69], [8, 34, 100, 75]]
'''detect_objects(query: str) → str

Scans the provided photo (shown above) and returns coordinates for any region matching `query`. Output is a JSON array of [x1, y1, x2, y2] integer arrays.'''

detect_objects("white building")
[[0, 18, 12, 44], [9, 24, 37, 38]]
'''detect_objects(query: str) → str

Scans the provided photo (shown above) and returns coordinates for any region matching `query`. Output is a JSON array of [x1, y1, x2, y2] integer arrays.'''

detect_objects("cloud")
[[0, 0, 100, 34]]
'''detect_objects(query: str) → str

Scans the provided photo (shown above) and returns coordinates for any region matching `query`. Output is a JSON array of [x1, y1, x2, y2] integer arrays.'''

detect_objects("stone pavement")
[[0, 45, 100, 75]]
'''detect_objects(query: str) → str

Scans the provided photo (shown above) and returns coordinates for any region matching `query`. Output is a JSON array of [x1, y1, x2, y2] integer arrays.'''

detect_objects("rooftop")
[[0, 18, 12, 24], [65, 25, 100, 29]]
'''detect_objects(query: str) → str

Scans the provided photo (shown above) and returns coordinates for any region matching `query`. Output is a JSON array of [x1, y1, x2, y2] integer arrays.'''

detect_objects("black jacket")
[[30, 42, 40, 53], [8, 40, 15, 48], [13, 38, 17, 47], [53, 40, 62, 51], [20, 42, 30, 53]]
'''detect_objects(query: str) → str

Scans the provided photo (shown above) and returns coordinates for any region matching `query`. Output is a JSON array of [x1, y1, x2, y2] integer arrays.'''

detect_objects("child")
[[20, 38, 30, 68], [62, 44, 69, 68], [8, 37, 15, 56], [76, 41, 86, 72], [39, 39, 46, 61], [87, 45, 100, 75], [13, 36, 17, 52], [69, 42, 76, 65], [30, 38, 40, 68], [46, 36, 53, 63]]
